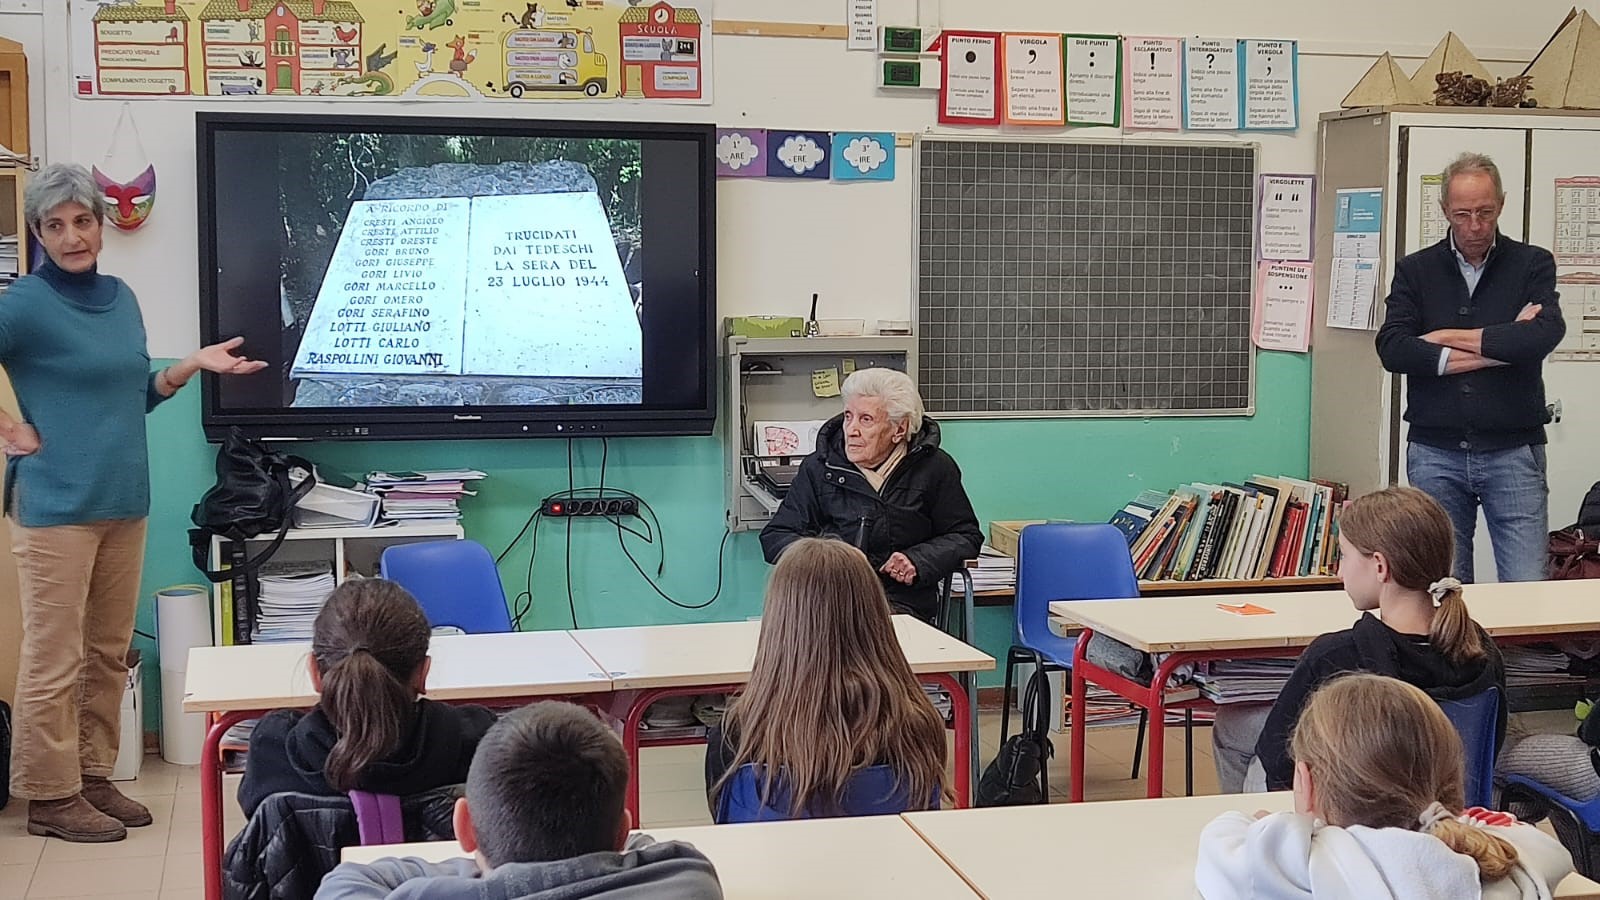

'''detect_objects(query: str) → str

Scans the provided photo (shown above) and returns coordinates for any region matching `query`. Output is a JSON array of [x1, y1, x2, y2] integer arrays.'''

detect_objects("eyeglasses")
[[1447, 208, 1499, 225]]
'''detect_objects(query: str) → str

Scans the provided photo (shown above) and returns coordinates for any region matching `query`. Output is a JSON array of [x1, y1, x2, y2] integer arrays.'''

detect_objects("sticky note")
[[811, 367, 842, 398], [1217, 603, 1274, 616], [841, 358, 857, 375]]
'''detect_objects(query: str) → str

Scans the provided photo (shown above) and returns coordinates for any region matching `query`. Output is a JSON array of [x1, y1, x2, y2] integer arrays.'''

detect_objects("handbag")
[[976, 666, 1055, 806], [1550, 528, 1600, 582], [188, 427, 316, 584]]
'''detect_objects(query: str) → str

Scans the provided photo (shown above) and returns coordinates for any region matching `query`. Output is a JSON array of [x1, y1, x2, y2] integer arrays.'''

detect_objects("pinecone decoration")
[[1435, 70, 1492, 106]]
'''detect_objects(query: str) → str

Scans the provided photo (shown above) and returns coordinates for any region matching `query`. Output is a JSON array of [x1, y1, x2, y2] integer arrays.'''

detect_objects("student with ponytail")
[[237, 579, 497, 819], [1212, 486, 1505, 793], [1198, 674, 1572, 899]]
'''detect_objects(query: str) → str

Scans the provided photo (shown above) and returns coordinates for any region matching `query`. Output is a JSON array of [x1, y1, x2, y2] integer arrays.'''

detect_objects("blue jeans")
[[1407, 442, 1549, 583]]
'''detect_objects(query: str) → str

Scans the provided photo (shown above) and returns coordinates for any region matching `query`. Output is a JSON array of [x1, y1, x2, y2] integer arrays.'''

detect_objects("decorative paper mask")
[[93, 164, 157, 232]]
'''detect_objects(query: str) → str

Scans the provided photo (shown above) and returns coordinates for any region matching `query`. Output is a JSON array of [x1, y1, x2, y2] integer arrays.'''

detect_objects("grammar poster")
[[67, 0, 713, 102]]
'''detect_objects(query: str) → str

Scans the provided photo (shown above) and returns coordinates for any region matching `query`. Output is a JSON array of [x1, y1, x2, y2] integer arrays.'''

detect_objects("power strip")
[[542, 497, 640, 518]]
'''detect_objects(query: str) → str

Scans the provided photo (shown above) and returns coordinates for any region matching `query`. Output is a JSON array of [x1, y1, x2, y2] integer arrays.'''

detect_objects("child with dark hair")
[[237, 579, 497, 818], [317, 701, 723, 900]]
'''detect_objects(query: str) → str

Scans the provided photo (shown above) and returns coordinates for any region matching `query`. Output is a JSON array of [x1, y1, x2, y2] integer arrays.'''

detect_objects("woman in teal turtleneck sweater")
[[0, 163, 265, 843]]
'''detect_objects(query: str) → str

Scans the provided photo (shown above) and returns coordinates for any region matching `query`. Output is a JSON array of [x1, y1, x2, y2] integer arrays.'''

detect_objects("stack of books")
[[368, 469, 486, 521], [1108, 475, 1350, 583], [1194, 659, 1299, 704], [969, 544, 1017, 592]]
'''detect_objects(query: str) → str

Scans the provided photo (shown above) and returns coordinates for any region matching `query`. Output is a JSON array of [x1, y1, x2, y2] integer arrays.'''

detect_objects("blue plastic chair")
[[1503, 774, 1600, 878], [1000, 523, 1141, 799], [1436, 686, 1500, 810], [379, 539, 514, 633], [348, 790, 405, 846], [713, 763, 936, 824]]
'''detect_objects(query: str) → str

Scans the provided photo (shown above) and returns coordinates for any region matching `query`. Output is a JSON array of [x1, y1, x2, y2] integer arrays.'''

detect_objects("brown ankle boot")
[[81, 776, 154, 827], [27, 795, 127, 843]]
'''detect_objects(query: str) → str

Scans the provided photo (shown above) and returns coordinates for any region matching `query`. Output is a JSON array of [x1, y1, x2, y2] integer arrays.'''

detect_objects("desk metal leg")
[[923, 672, 973, 808], [203, 709, 257, 900], [961, 670, 979, 796], [1069, 631, 1090, 802], [1185, 710, 1194, 797]]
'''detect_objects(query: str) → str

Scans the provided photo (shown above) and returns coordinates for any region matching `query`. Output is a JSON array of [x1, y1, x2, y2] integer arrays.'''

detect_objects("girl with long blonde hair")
[[1198, 673, 1573, 899], [705, 537, 947, 819]]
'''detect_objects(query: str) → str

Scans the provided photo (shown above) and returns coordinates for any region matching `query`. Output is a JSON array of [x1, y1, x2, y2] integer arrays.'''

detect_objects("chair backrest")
[[1014, 523, 1140, 648], [379, 539, 513, 634], [348, 790, 406, 846], [713, 763, 936, 824], [1436, 686, 1500, 810]]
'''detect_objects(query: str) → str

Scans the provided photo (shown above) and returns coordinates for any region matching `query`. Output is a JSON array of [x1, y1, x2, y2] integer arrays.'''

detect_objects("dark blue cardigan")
[[1375, 234, 1565, 451]]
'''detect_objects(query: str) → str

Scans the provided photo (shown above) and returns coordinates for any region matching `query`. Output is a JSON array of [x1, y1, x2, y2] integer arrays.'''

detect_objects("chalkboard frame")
[[913, 134, 1260, 419]]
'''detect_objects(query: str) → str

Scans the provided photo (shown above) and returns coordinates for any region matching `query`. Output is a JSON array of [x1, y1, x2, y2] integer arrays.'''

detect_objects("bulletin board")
[[915, 136, 1258, 417]]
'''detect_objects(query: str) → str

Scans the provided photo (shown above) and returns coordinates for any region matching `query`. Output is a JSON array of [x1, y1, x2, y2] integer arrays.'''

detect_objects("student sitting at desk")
[[318, 702, 723, 900], [236, 579, 497, 818], [1211, 486, 1505, 793], [705, 537, 947, 820], [1197, 674, 1571, 900]]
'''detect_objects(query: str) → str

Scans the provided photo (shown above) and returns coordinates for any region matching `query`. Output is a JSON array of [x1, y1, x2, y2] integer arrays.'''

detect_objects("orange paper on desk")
[[1217, 602, 1275, 616]]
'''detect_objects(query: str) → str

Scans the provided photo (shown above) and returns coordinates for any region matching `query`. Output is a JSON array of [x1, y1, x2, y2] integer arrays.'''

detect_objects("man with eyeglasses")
[[1376, 152, 1565, 583]]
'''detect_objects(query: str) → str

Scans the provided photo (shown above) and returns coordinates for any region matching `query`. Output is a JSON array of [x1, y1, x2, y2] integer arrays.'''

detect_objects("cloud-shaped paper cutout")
[[717, 132, 759, 170], [776, 135, 825, 174], [843, 136, 888, 174]]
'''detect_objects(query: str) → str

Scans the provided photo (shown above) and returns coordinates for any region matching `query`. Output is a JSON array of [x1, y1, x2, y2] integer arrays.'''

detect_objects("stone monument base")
[[291, 374, 643, 407]]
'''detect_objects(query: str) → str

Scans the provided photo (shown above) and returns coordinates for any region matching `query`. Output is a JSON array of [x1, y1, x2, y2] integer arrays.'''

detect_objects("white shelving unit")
[[207, 520, 464, 645], [725, 334, 916, 532]]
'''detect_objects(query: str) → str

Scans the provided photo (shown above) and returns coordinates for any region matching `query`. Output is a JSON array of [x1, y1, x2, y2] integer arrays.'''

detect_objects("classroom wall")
[[2, 1, 1578, 730]]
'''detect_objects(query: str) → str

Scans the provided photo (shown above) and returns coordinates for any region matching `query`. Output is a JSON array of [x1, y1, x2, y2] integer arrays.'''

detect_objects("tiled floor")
[[0, 707, 1565, 897]]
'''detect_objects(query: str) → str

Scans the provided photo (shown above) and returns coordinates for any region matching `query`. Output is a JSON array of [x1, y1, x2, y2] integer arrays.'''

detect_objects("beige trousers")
[[9, 517, 147, 801]]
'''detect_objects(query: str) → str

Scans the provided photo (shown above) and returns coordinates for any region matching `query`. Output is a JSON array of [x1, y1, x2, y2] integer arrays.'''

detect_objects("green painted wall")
[[134, 351, 1310, 730]]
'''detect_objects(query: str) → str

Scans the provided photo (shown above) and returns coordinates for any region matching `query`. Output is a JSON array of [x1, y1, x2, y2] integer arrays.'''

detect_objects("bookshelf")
[[0, 38, 23, 708], [206, 521, 464, 645], [973, 576, 1343, 608], [0, 37, 26, 290]]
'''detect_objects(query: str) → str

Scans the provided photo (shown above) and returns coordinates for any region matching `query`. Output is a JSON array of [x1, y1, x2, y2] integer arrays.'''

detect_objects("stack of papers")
[[0, 235, 18, 289], [1503, 645, 1574, 686], [368, 470, 486, 522], [253, 563, 336, 643], [1193, 659, 1297, 704], [969, 544, 1016, 592]]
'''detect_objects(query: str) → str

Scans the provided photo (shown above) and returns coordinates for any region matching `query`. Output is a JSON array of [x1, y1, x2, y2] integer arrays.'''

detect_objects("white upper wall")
[[0, 0, 1577, 355]]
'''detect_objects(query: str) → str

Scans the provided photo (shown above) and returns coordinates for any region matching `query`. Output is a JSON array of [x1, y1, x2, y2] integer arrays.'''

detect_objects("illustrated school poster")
[[68, 0, 713, 103]]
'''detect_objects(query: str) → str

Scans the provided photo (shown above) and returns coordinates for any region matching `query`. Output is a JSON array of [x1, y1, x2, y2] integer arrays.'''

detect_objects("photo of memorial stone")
[[273, 134, 644, 408]]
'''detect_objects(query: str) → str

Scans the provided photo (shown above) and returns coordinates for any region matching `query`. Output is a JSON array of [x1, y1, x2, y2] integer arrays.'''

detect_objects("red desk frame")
[[1066, 627, 1588, 802]]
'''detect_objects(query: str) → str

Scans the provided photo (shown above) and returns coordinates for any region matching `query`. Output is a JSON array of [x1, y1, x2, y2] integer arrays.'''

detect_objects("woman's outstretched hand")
[[190, 337, 268, 376]]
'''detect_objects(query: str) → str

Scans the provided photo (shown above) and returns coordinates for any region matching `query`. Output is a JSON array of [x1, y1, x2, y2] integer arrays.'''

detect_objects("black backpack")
[[1, 698, 11, 812], [188, 427, 315, 583], [976, 668, 1055, 806]]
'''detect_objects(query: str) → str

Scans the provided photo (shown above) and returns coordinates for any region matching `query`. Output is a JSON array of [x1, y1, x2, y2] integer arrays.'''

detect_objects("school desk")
[[342, 817, 981, 898], [902, 792, 1600, 899], [186, 618, 991, 900], [1051, 578, 1600, 801], [567, 615, 994, 819], [184, 630, 613, 900]]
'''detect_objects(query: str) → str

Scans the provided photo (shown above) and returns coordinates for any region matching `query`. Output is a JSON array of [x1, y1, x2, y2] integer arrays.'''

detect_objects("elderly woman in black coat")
[[760, 368, 983, 621]]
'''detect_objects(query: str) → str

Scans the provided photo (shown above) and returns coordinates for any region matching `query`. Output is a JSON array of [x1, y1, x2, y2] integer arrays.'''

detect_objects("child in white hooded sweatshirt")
[[1197, 673, 1573, 900]]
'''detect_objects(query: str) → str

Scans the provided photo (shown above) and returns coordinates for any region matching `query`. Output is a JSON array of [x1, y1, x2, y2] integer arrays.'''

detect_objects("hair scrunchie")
[[1417, 800, 1455, 834], [1427, 577, 1463, 605]]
